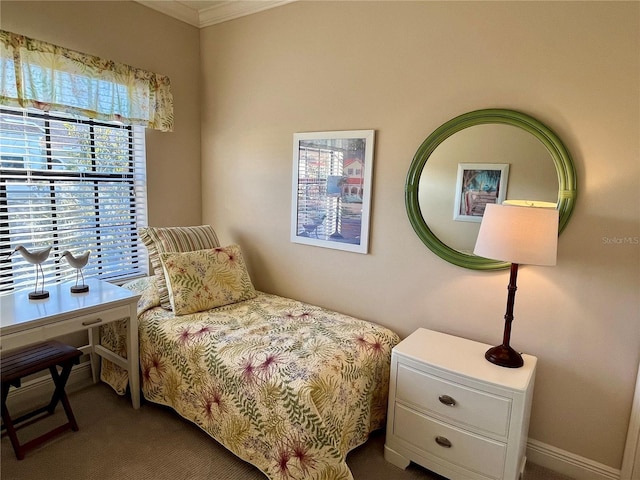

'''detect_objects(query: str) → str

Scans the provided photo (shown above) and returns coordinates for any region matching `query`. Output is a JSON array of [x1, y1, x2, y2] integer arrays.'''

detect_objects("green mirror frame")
[[406, 108, 577, 270]]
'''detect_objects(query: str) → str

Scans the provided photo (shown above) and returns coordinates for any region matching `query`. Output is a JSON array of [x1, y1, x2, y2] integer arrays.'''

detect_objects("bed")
[[100, 226, 400, 480]]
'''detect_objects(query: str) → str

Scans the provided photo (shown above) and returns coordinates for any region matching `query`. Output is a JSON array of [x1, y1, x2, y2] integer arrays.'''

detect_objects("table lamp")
[[473, 203, 559, 368]]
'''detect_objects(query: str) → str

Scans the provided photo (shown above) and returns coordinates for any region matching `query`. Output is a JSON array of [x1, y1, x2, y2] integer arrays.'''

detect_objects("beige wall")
[[200, 1, 640, 470], [1, 0, 203, 228], [5, 0, 639, 472]]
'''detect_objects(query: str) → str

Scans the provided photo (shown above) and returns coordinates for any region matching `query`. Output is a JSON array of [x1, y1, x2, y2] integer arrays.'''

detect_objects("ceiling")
[[134, 0, 295, 28]]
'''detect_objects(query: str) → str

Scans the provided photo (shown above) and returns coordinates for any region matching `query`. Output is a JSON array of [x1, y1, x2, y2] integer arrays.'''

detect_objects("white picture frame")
[[291, 130, 375, 254], [453, 163, 510, 222]]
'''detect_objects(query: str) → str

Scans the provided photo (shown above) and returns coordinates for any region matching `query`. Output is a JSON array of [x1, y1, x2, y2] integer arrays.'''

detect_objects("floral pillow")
[[159, 244, 257, 316], [139, 225, 221, 310]]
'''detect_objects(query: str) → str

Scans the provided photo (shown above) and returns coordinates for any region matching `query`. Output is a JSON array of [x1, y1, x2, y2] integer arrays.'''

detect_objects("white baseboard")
[[527, 438, 621, 480], [5, 367, 622, 480]]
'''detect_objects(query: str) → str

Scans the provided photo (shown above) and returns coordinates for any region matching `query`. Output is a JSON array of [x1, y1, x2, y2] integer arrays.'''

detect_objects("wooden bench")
[[1, 340, 82, 460]]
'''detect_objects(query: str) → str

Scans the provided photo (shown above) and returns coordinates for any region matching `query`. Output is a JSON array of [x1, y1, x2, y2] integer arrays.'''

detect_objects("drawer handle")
[[438, 394, 456, 407], [82, 318, 103, 326], [435, 436, 452, 448]]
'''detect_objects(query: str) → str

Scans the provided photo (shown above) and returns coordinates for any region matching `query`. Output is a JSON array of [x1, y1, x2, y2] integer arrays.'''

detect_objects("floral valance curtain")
[[0, 30, 173, 132]]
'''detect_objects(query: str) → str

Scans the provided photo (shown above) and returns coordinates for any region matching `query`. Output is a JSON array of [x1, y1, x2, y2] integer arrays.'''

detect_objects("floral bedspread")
[[101, 276, 400, 480]]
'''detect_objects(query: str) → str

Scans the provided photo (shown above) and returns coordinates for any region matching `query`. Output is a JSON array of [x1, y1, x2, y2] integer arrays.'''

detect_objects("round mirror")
[[406, 109, 577, 270]]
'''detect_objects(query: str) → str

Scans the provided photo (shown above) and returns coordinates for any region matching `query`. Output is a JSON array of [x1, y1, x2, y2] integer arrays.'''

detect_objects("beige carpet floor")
[[1, 383, 573, 480]]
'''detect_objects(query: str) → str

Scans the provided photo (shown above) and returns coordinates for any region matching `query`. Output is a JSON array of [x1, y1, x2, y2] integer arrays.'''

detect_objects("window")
[[0, 106, 148, 295]]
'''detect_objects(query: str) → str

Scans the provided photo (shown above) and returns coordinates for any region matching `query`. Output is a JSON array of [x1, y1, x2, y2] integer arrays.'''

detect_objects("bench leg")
[[48, 361, 79, 431], [2, 383, 25, 460]]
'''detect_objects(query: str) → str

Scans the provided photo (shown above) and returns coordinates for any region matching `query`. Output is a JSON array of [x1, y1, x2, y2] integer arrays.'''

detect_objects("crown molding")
[[135, 1, 201, 27], [199, 1, 295, 27], [134, 1, 295, 28]]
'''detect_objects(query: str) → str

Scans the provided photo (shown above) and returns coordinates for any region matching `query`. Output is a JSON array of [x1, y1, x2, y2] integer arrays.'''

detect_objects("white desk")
[[0, 279, 141, 409]]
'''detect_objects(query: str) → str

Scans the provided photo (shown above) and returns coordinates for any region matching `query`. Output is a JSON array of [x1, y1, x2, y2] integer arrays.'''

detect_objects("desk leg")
[[126, 303, 140, 409], [88, 326, 100, 384]]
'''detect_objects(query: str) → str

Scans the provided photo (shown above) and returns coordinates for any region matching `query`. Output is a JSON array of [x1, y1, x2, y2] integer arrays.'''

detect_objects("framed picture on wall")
[[291, 130, 375, 254], [453, 163, 509, 222]]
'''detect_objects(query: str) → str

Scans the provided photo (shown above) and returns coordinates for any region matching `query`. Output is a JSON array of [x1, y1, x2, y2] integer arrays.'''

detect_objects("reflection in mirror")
[[419, 124, 558, 253]]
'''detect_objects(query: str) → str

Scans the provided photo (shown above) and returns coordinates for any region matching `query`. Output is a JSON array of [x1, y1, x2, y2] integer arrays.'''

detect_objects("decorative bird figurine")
[[7, 245, 52, 299], [57, 250, 91, 293]]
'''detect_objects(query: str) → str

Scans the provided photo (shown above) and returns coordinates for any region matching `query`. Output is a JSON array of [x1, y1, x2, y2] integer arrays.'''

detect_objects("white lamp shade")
[[473, 203, 559, 266]]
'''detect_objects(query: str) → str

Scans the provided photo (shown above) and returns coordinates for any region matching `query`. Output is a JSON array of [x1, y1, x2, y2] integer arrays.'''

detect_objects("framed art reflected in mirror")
[[453, 163, 510, 223]]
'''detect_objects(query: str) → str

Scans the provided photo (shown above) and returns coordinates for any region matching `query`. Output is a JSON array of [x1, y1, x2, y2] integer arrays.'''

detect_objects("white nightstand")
[[384, 328, 537, 480]]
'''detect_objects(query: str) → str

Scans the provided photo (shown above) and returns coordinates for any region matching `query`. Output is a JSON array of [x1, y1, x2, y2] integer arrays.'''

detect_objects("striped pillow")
[[139, 225, 220, 310]]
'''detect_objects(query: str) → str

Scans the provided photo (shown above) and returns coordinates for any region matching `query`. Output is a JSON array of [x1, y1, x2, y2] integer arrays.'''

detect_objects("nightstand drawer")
[[396, 363, 511, 437], [43, 305, 131, 338], [394, 403, 506, 479]]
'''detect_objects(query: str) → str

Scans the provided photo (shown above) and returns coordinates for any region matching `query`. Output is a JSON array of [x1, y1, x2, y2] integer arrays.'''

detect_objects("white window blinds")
[[0, 106, 148, 295]]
